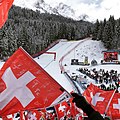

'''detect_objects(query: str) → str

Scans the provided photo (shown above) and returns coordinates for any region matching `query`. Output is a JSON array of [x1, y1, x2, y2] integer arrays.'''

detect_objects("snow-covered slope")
[[1, 38, 120, 92], [1, 38, 120, 119], [0, 38, 115, 92], [35, 38, 120, 93], [34, 38, 106, 91], [34, 40, 81, 93]]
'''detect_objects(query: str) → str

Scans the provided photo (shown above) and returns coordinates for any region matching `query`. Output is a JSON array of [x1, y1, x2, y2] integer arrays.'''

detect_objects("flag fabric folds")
[[55, 100, 71, 119], [82, 83, 120, 119], [107, 93, 120, 118], [0, 47, 70, 116], [55, 98, 82, 120], [0, 0, 14, 28], [83, 83, 115, 115]]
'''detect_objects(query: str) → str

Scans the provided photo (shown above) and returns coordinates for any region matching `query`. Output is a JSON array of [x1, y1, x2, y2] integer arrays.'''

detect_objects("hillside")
[[13, 0, 91, 21], [0, 5, 93, 61]]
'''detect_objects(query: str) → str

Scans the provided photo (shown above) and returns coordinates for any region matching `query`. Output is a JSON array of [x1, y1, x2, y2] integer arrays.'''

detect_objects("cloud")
[[44, 0, 116, 21], [72, 0, 120, 21], [76, 0, 103, 5], [99, 0, 120, 20]]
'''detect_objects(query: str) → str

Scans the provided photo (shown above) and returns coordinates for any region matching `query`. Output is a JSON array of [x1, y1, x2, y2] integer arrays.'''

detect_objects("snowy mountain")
[[34, 0, 59, 15], [13, 0, 90, 21], [55, 2, 76, 20]]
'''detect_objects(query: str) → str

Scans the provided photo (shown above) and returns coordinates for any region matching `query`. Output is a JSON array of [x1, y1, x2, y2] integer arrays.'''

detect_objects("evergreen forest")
[[92, 16, 120, 50], [0, 5, 120, 60], [0, 5, 93, 59]]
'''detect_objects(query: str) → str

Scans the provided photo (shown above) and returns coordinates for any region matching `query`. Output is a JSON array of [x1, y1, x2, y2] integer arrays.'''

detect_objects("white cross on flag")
[[55, 100, 71, 119], [83, 83, 114, 114], [107, 93, 120, 118], [55, 98, 82, 119], [0, 47, 70, 116]]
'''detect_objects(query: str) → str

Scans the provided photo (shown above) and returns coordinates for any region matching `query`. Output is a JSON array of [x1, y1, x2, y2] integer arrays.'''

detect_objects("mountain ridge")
[[13, 0, 91, 21]]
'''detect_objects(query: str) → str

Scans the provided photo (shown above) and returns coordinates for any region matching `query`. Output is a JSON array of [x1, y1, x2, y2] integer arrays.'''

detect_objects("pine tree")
[[97, 21, 104, 40], [0, 5, 93, 59], [17, 26, 32, 54], [70, 26, 75, 40], [7, 28, 17, 56], [103, 22, 113, 49], [115, 18, 120, 49], [109, 16, 115, 47], [92, 19, 100, 40]]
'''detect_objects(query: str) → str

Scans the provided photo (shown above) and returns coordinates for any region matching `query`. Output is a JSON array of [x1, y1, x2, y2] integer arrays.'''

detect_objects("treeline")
[[0, 5, 93, 59], [92, 15, 120, 50]]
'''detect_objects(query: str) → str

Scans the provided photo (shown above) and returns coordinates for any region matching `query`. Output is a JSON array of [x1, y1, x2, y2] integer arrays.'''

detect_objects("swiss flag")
[[55, 100, 71, 119], [0, 0, 14, 28], [107, 93, 120, 118], [55, 98, 82, 119], [27, 109, 47, 120], [46, 112, 56, 120], [2, 116, 12, 120], [0, 47, 70, 116], [83, 83, 115, 114], [24, 109, 46, 120], [69, 98, 83, 119], [2, 114, 14, 120]]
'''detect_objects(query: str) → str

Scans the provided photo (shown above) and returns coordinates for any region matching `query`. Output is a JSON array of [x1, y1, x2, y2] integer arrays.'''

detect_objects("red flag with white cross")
[[55, 98, 83, 119], [0, 0, 14, 28], [83, 83, 114, 114], [0, 47, 70, 116], [55, 100, 71, 119], [107, 93, 120, 118]]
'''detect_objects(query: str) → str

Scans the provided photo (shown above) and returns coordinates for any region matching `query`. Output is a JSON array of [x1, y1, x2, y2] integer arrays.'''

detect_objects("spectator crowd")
[[78, 68, 120, 92]]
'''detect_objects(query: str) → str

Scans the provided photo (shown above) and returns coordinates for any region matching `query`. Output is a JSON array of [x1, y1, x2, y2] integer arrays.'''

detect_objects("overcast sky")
[[44, 0, 120, 21]]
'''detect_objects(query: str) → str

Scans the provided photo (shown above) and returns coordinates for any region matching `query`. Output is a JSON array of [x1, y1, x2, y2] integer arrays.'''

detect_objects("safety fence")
[[32, 40, 60, 58]]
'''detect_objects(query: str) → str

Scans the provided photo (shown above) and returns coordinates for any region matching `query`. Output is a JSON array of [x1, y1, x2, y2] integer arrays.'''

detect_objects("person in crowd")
[[78, 68, 120, 91], [71, 93, 104, 120]]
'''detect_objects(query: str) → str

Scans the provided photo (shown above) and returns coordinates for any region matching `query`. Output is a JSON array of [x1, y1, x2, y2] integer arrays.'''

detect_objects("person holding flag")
[[71, 93, 104, 120]]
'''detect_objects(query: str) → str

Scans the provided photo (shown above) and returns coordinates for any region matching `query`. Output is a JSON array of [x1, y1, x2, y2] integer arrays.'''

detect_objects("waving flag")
[[0, 0, 14, 28], [107, 93, 120, 119], [69, 98, 83, 120], [2, 114, 14, 120], [23, 109, 46, 120], [0, 47, 70, 116], [55, 100, 70, 119], [55, 98, 82, 119], [83, 83, 114, 114]]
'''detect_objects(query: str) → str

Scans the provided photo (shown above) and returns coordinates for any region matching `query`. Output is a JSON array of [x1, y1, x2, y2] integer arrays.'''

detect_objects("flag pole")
[[104, 89, 116, 116]]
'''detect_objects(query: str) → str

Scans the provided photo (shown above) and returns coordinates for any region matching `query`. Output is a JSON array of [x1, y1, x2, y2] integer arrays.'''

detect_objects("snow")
[[0, 38, 120, 92], [34, 40, 81, 93], [0, 38, 120, 119], [33, 38, 120, 93], [13, 0, 81, 21]]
